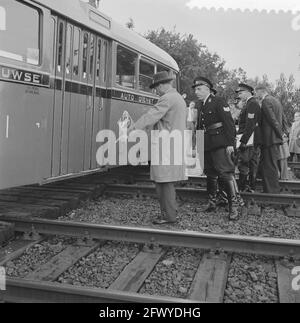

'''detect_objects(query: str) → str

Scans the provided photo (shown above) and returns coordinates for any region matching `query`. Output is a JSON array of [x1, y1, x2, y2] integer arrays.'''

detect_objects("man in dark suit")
[[255, 85, 283, 193], [194, 77, 244, 220], [235, 84, 262, 191]]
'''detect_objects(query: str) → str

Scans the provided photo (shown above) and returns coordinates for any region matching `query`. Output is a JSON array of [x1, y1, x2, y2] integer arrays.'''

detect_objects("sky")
[[97, 0, 300, 86]]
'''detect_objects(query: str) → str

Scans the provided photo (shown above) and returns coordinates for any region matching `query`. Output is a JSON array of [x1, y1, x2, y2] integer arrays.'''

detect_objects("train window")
[[89, 35, 95, 81], [73, 28, 80, 76], [116, 45, 137, 89], [0, 0, 40, 65], [103, 40, 108, 83], [65, 25, 72, 75], [51, 17, 56, 71], [96, 39, 101, 80], [139, 60, 155, 93], [57, 22, 64, 73], [157, 64, 170, 74], [82, 32, 89, 79]]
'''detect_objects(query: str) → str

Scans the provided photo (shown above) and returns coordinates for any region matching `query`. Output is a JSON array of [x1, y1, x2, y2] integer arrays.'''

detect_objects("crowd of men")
[[129, 71, 287, 224]]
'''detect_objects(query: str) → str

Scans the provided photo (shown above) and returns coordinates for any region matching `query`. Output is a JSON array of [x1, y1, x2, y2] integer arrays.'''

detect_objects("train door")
[[60, 23, 73, 175], [68, 26, 84, 174], [83, 31, 95, 171], [91, 37, 108, 169], [51, 18, 66, 177]]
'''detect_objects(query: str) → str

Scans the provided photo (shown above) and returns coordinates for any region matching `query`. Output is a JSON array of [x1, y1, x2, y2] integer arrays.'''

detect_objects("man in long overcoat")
[[130, 71, 187, 224], [255, 85, 283, 193]]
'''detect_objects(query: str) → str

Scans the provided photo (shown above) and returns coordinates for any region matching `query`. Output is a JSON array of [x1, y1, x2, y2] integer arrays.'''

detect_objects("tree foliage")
[[145, 28, 300, 124], [145, 28, 230, 100]]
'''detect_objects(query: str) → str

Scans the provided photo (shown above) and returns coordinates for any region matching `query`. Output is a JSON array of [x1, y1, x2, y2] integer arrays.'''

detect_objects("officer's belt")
[[206, 122, 223, 131]]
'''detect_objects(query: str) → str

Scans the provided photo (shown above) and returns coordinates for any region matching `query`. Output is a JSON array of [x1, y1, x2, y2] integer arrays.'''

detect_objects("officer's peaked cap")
[[235, 83, 254, 94], [192, 77, 214, 89]]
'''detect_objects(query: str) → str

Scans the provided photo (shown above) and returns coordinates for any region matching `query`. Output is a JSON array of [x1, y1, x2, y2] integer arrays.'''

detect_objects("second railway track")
[[0, 218, 299, 303]]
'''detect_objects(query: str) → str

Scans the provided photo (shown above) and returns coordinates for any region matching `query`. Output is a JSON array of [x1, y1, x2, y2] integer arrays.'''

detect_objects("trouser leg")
[[249, 146, 261, 191], [204, 151, 218, 212], [211, 148, 244, 220], [261, 145, 280, 193], [155, 183, 166, 216], [238, 148, 251, 191], [278, 159, 289, 180], [156, 182, 177, 221]]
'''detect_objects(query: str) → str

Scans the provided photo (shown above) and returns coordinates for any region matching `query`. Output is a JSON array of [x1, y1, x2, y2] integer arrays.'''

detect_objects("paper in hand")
[[116, 111, 134, 144]]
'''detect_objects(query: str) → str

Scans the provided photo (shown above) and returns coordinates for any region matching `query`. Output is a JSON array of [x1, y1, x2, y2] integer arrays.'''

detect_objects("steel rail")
[[101, 171, 300, 194], [288, 162, 300, 171], [104, 183, 300, 206], [1, 217, 300, 257], [2, 278, 194, 303]]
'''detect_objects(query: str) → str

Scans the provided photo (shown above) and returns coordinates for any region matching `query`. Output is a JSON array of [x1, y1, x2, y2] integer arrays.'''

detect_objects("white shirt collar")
[[203, 94, 211, 105], [246, 96, 253, 103]]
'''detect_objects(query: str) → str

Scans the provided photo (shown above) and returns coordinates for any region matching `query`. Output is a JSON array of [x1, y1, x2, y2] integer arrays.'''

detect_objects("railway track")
[[0, 218, 299, 303], [92, 167, 300, 194], [102, 182, 300, 218]]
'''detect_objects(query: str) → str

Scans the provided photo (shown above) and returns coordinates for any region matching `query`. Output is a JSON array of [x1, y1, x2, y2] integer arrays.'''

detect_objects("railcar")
[[0, 0, 179, 189]]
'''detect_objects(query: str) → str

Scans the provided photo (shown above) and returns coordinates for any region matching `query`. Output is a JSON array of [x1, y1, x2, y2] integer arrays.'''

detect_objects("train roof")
[[29, 0, 179, 71]]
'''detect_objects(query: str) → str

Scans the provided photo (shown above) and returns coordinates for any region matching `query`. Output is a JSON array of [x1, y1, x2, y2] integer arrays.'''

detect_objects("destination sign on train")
[[0, 65, 50, 87], [111, 90, 158, 106]]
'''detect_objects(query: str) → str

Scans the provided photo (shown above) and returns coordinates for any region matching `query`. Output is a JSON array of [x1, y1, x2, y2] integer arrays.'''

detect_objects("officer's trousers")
[[238, 146, 261, 177], [155, 182, 177, 221], [261, 145, 281, 193], [204, 148, 235, 181]]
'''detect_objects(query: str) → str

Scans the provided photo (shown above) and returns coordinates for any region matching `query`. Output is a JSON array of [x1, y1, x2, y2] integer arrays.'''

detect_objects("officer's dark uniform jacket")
[[197, 95, 236, 152], [238, 97, 262, 146]]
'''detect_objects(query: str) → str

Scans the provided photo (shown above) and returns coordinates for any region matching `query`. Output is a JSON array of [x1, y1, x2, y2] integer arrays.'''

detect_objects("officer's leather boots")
[[216, 179, 228, 208], [238, 173, 248, 192], [225, 178, 243, 220], [204, 177, 218, 212], [249, 172, 257, 192]]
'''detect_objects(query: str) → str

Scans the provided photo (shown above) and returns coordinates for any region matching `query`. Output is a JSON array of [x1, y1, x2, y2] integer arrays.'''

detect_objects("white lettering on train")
[[120, 92, 135, 102], [0, 66, 41, 84], [12, 70, 23, 81]]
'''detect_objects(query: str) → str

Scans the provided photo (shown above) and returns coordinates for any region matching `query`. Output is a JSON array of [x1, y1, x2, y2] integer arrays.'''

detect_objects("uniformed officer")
[[193, 77, 244, 220], [235, 84, 262, 191]]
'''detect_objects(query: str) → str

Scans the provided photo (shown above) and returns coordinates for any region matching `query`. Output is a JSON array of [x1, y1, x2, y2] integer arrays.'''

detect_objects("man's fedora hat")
[[149, 71, 174, 89], [192, 77, 214, 89], [235, 83, 254, 94]]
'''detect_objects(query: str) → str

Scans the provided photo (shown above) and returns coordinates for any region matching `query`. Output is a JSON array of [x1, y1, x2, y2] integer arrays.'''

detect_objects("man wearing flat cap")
[[235, 83, 262, 192], [193, 76, 244, 220], [255, 85, 283, 193], [130, 71, 187, 225]]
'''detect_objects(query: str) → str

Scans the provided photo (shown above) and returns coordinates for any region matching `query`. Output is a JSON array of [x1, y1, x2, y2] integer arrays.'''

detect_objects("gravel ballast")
[[6, 237, 75, 278], [59, 196, 300, 239], [224, 254, 278, 303], [139, 247, 202, 298], [57, 241, 140, 288]]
